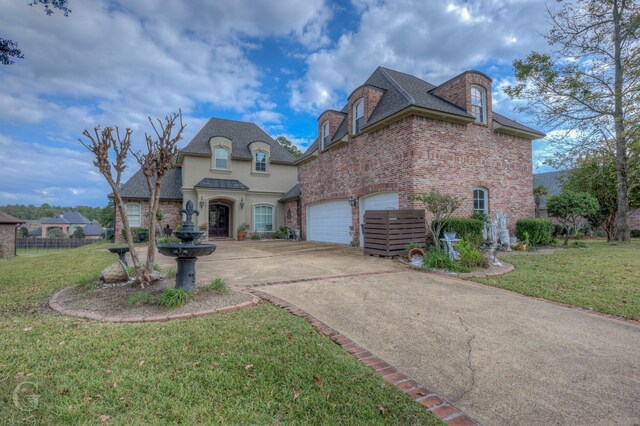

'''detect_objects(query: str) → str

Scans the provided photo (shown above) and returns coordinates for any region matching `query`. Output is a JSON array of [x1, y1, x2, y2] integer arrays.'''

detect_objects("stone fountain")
[[157, 200, 216, 292]]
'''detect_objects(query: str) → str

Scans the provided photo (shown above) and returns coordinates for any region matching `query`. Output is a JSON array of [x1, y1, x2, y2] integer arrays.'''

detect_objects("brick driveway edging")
[[248, 288, 481, 426], [49, 285, 260, 323]]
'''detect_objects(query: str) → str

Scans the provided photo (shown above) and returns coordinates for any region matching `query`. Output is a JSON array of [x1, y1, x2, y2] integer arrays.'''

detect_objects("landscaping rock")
[[100, 260, 128, 283]]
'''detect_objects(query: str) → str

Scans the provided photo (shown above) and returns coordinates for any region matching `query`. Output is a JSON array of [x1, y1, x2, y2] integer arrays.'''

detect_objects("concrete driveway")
[[156, 241, 640, 425]]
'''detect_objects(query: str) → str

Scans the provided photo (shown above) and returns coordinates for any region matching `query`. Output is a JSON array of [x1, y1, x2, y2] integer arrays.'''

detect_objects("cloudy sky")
[[0, 0, 558, 207]]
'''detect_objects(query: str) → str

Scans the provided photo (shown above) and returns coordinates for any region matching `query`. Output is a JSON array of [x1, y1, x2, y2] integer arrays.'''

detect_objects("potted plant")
[[237, 224, 248, 241]]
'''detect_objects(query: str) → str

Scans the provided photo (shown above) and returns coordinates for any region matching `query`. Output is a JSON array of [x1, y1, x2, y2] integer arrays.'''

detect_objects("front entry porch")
[[208, 200, 232, 239]]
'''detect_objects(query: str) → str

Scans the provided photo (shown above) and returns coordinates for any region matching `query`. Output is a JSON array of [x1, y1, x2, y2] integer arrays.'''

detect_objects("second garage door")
[[307, 200, 352, 244]]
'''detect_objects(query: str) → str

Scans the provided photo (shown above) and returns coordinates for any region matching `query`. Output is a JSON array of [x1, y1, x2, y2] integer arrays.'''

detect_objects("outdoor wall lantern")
[[199, 196, 204, 209], [348, 196, 357, 207], [240, 198, 245, 209]]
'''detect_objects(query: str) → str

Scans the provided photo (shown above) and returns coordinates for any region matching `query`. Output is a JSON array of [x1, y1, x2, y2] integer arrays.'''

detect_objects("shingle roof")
[[298, 139, 319, 162], [279, 183, 301, 202], [493, 112, 545, 137], [180, 118, 296, 164], [119, 167, 183, 200], [0, 212, 25, 224], [61, 211, 92, 224], [82, 224, 104, 236], [533, 170, 568, 209], [41, 216, 69, 224], [194, 178, 249, 191]]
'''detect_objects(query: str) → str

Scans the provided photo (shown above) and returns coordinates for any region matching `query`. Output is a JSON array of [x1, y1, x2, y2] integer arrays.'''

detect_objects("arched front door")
[[209, 204, 229, 238]]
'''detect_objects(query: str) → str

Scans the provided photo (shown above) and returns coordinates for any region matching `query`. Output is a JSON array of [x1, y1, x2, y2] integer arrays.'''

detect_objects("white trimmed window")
[[471, 86, 487, 124], [352, 99, 364, 133], [255, 151, 267, 172], [214, 147, 229, 169], [125, 203, 141, 227], [321, 120, 329, 149], [473, 188, 488, 214], [254, 205, 273, 232]]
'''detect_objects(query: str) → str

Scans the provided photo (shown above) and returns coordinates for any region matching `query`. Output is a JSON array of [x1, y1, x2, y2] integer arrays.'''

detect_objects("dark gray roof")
[[493, 112, 545, 137], [180, 118, 296, 164], [83, 224, 104, 236], [194, 178, 249, 191], [279, 183, 301, 202], [0, 212, 25, 224], [533, 170, 568, 209], [331, 115, 349, 144], [119, 167, 183, 200], [28, 228, 42, 237], [42, 211, 91, 225], [298, 139, 319, 162]]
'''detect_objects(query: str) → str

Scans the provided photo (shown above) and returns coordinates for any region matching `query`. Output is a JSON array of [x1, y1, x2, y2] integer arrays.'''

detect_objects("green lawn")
[[473, 239, 640, 320], [0, 243, 441, 425]]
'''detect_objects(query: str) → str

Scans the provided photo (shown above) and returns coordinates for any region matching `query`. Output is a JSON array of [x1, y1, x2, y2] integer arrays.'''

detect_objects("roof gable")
[[119, 167, 183, 200]]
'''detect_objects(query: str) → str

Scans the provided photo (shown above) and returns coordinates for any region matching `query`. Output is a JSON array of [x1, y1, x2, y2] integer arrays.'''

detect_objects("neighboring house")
[[533, 170, 640, 230], [115, 118, 298, 241], [296, 67, 545, 245], [0, 212, 25, 258], [40, 211, 93, 238]]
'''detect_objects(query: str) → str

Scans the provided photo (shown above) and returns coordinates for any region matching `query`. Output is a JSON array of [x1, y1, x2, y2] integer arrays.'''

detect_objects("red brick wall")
[[347, 85, 385, 138], [0, 224, 18, 258], [318, 111, 346, 150], [283, 200, 300, 231], [431, 71, 493, 126], [114, 200, 182, 242], [299, 114, 534, 242]]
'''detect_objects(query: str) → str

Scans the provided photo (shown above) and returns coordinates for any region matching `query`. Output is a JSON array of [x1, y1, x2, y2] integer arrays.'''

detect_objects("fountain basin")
[[173, 230, 205, 243]]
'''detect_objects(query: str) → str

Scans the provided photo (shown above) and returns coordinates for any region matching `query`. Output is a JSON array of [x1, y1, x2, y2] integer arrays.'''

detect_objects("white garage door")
[[359, 192, 399, 246], [307, 200, 352, 244]]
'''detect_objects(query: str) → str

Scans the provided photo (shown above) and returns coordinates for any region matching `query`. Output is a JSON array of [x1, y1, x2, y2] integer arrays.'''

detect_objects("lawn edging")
[[248, 287, 481, 426], [49, 285, 260, 322]]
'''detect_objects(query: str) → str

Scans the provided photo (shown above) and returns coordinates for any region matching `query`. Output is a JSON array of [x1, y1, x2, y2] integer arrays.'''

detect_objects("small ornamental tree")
[[547, 190, 599, 246], [409, 189, 462, 249], [72, 227, 85, 239], [533, 184, 550, 218]]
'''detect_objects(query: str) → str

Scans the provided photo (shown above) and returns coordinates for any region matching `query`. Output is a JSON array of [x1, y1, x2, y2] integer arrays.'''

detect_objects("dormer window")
[[352, 99, 364, 133], [321, 121, 329, 149], [255, 151, 267, 172], [471, 86, 486, 124], [214, 147, 229, 170]]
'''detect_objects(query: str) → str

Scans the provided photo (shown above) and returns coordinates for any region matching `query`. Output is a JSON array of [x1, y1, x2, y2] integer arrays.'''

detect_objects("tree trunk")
[[534, 195, 541, 218], [612, 0, 631, 242], [113, 192, 141, 272]]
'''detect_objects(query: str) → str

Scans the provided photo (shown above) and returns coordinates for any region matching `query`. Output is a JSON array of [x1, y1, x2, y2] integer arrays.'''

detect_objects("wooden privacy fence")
[[363, 209, 426, 257], [17, 238, 99, 250]]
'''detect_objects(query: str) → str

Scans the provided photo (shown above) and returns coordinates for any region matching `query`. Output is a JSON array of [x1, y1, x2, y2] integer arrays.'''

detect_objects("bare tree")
[[79, 126, 143, 274], [132, 111, 186, 285], [505, 0, 640, 242]]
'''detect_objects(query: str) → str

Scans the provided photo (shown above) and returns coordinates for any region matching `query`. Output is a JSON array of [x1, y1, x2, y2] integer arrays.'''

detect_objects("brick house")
[[115, 118, 298, 241], [0, 212, 25, 258], [296, 67, 545, 245]]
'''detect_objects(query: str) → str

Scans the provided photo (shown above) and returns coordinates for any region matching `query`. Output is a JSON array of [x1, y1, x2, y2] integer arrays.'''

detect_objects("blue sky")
[[0, 0, 559, 208]]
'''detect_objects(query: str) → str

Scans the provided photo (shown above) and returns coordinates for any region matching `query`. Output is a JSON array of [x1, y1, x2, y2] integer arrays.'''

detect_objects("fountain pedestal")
[[157, 200, 216, 292]]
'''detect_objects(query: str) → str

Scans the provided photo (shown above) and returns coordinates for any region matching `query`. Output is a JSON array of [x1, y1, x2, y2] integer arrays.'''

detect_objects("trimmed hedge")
[[515, 218, 554, 246], [432, 217, 483, 246]]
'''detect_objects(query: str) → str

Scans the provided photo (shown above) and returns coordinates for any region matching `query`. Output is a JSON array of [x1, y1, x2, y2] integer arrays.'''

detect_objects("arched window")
[[254, 205, 273, 232], [214, 147, 229, 169], [471, 86, 487, 124], [255, 151, 267, 172], [321, 120, 329, 149], [473, 188, 488, 214], [287, 208, 292, 221], [125, 203, 141, 227], [352, 99, 364, 133]]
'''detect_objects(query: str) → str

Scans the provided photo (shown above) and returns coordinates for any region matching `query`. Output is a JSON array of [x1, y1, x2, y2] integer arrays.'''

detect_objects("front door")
[[209, 204, 229, 238]]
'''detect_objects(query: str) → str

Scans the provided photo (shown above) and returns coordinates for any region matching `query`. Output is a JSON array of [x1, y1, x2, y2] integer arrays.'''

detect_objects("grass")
[[473, 239, 640, 320], [203, 277, 229, 294], [157, 288, 189, 308], [128, 292, 152, 306], [0, 243, 442, 424]]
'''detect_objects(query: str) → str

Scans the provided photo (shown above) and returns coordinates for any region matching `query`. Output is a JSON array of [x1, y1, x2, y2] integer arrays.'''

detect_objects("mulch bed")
[[53, 278, 255, 321]]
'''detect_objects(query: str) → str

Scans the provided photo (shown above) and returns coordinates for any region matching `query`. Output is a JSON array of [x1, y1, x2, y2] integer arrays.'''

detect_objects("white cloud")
[[290, 0, 553, 112]]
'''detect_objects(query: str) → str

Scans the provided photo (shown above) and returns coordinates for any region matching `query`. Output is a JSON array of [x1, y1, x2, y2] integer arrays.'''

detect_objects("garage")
[[307, 200, 352, 244], [359, 192, 399, 246]]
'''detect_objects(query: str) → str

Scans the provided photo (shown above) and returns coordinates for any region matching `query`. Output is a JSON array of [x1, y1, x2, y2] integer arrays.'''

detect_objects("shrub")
[[164, 268, 177, 278], [203, 277, 229, 294], [72, 227, 85, 239], [128, 292, 151, 306], [631, 230, 640, 238], [76, 272, 99, 289], [432, 217, 483, 246], [121, 227, 149, 243], [157, 237, 180, 244], [515, 218, 554, 246], [273, 226, 289, 239], [251, 233, 260, 240], [571, 241, 588, 248], [157, 288, 189, 308], [403, 242, 424, 256], [454, 239, 483, 268], [423, 248, 469, 273], [470, 211, 489, 223]]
